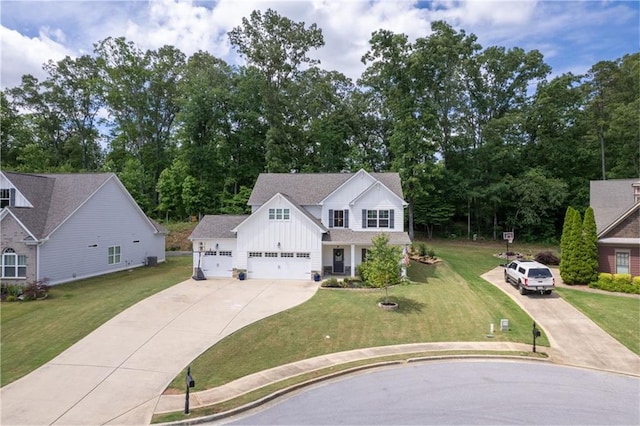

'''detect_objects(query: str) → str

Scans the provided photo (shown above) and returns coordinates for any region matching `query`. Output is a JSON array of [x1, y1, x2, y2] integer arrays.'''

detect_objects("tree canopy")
[[2, 10, 638, 241]]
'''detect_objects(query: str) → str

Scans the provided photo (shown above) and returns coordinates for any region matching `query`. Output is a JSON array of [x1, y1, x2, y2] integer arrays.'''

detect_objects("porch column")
[[350, 244, 356, 277]]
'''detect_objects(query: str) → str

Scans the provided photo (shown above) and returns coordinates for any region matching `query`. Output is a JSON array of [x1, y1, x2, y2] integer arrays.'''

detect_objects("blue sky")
[[1, 0, 638, 90]]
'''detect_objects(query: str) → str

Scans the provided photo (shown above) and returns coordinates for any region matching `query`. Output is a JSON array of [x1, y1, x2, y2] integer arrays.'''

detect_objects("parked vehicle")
[[504, 260, 555, 295]]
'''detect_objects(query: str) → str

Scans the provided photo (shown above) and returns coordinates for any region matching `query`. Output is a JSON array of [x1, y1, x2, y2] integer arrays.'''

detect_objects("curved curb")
[[153, 354, 552, 426]]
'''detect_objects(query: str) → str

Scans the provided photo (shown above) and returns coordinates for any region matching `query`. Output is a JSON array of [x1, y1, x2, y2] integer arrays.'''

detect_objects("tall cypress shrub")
[[582, 207, 599, 284], [560, 207, 576, 283], [561, 208, 583, 284]]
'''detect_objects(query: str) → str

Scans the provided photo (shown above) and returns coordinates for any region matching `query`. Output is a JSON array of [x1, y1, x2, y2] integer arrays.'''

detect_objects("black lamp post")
[[185, 366, 195, 414]]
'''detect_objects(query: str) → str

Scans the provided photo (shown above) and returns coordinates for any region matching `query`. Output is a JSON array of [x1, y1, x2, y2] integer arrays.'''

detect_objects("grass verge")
[[151, 350, 547, 424], [0, 257, 191, 386]]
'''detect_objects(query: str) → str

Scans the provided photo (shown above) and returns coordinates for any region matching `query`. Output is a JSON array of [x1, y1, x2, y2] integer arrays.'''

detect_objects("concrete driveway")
[[482, 267, 640, 376], [0, 278, 319, 426]]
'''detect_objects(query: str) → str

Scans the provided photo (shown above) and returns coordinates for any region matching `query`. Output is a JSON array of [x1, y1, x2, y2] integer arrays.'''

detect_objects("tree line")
[[1, 9, 638, 241]]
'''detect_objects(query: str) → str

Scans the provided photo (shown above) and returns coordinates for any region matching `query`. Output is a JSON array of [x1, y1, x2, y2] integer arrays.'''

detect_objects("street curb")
[[153, 354, 551, 426]]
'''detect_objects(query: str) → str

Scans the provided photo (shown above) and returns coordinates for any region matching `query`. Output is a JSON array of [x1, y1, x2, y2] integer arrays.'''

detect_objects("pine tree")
[[582, 207, 599, 284]]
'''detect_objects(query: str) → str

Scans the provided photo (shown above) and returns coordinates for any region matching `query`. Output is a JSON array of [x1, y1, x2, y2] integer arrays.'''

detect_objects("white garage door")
[[247, 252, 311, 280], [200, 250, 233, 278]]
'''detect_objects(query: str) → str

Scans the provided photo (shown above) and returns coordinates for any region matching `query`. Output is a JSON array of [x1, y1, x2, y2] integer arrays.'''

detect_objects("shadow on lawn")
[[378, 296, 426, 313]]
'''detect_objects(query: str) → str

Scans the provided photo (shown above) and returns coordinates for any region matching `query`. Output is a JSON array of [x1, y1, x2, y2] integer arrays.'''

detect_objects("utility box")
[[500, 319, 509, 331], [147, 256, 158, 267]]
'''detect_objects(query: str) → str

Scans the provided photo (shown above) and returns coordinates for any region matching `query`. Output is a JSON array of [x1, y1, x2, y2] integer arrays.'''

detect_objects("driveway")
[[0, 278, 319, 426], [482, 267, 639, 376]]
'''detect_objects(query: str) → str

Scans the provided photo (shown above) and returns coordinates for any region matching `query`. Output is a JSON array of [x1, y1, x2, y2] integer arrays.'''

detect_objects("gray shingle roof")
[[323, 229, 411, 245], [248, 171, 404, 206], [4, 172, 114, 239], [590, 179, 639, 233], [189, 215, 250, 239]]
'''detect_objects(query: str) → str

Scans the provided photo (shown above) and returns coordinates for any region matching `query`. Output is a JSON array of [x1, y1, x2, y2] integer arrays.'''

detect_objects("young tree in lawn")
[[361, 233, 403, 305]]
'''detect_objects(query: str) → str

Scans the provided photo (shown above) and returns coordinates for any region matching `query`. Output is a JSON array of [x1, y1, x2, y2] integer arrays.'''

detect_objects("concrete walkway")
[[154, 267, 639, 419], [0, 278, 319, 426]]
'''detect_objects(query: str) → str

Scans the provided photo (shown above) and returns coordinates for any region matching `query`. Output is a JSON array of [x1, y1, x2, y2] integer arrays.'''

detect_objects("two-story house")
[[590, 178, 640, 277], [0, 171, 167, 285], [189, 169, 411, 280]]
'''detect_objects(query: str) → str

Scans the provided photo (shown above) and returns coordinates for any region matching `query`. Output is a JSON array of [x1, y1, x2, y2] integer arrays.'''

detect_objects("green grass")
[[166, 243, 545, 393], [555, 287, 640, 355], [0, 257, 191, 386]]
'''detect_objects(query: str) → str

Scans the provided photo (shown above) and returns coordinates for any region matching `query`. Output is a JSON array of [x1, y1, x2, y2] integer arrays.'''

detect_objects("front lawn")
[[0, 257, 192, 386], [165, 250, 540, 393]]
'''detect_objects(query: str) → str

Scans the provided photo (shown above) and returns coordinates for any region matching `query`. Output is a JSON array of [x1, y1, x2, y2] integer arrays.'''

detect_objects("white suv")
[[504, 260, 555, 295]]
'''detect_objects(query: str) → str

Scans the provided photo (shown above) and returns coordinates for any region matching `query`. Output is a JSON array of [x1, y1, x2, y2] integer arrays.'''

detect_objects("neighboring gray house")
[[189, 169, 411, 280], [0, 171, 167, 285], [589, 178, 640, 277]]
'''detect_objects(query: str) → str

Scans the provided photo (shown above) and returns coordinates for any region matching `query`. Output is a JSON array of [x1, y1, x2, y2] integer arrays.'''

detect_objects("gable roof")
[[247, 170, 404, 206], [590, 178, 639, 233], [234, 192, 328, 233], [597, 202, 640, 239], [1, 172, 164, 239], [189, 215, 249, 239]]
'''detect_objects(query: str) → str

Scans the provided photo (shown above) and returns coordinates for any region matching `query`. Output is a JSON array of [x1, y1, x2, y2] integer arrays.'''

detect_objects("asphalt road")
[[220, 360, 640, 425]]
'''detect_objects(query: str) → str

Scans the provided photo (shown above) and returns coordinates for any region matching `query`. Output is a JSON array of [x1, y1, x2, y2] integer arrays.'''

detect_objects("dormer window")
[[268, 208, 290, 221], [633, 182, 640, 203]]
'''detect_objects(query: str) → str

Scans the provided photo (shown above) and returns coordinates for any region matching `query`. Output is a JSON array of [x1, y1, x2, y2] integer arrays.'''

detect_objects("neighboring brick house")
[[589, 179, 640, 277], [189, 169, 411, 280], [0, 171, 167, 285]]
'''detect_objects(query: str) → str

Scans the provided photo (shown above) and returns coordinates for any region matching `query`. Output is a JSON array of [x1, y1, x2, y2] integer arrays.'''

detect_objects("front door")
[[333, 248, 344, 274]]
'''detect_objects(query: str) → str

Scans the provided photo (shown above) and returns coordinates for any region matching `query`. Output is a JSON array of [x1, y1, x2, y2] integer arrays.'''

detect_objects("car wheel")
[[519, 282, 527, 295], [504, 273, 510, 283], [544, 290, 552, 295]]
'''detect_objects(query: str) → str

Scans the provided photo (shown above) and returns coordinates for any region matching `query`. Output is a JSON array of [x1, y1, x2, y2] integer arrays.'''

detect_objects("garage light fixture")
[[215, 243, 219, 250], [277, 242, 281, 249]]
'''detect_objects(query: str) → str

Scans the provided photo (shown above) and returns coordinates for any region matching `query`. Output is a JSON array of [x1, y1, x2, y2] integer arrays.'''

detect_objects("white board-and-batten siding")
[[39, 178, 165, 285], [235, 195, 323, 272]]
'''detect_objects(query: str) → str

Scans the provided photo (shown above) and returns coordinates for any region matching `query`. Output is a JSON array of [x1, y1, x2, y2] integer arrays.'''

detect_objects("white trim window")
[[0, 189, 11, 208], [364, 209, 393, 228], [108, 246, 121, 265], [268, 208, 290, 221], [615, 251, 630, 274], [249, 252, 263, 258], [265, 252, 278, 258], [1, 248, 26, 278], [219, 251, 232, 256]]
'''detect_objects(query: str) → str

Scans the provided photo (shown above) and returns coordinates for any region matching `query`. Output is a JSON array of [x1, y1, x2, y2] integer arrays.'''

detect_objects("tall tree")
[[95, 37, 185, 212], [581, 206, 599, 284], [228, 8, 324, 172]]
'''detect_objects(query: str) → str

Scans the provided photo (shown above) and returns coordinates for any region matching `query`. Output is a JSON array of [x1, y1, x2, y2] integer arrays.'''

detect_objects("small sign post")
[[503, 232, 514, 262]]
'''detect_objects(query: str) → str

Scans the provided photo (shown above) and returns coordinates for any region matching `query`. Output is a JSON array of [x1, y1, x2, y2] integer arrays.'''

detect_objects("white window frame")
[[615, 250, 630, 274], [0, 189, 10, 208], [296, 253, 310, 258], [108, 246, 121, 265], [265, 252, 278, 258], [281, 252, 294, 258], [268, 208, 290, 221], [367, 209, 390, 228], [248, 252, 262, 258], [1, 248, 26, 278], [219, 251, 232, 257], [333, 210, 344, 228]]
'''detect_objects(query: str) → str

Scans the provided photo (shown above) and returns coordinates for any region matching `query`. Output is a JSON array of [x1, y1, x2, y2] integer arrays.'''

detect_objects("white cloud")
[[1, 26, 73, 89], [0, 0, 637, 90]]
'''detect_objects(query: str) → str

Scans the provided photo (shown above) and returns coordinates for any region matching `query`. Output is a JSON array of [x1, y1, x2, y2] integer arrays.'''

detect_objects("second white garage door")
[[247, 252, 311, 280]]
